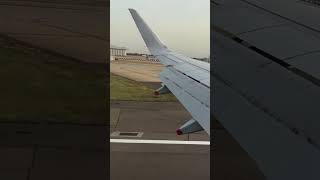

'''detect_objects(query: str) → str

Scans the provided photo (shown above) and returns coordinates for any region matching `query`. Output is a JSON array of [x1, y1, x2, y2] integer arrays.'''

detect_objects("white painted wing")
[[213, 0, 320, 179], [129, 9, 210, 135]]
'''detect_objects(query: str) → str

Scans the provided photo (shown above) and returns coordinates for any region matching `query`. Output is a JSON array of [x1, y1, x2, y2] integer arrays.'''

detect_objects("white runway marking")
[[110, 139, 210, 145]]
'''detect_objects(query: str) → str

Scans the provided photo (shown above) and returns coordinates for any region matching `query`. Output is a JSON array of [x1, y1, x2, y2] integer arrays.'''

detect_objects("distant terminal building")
[[110, 45, 127, 61]]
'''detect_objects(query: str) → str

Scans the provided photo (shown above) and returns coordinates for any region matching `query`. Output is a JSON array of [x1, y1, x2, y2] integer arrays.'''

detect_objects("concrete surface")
[[111, 143, 210, 180], [110, 101, 210, 180]]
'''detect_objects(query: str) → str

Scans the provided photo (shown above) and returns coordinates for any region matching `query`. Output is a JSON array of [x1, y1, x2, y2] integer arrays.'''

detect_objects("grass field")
[[110, 74, 176, 101], [0, 36, 107, 123]]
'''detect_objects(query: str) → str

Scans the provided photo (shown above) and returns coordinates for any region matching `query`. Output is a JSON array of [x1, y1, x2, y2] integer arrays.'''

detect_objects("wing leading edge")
[[129, 9, 210, 135]]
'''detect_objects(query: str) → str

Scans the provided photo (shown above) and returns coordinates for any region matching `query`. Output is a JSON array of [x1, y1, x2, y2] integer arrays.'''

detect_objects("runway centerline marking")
[[110, 139, 210, 145]]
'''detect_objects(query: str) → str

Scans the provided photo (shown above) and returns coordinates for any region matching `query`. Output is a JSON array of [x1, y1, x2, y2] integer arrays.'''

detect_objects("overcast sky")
[[110, 0, 210, 58]]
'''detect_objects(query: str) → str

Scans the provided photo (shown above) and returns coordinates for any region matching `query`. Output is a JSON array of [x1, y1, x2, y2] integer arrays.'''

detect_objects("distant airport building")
[[110, 45, 127, 61], [110, 46, 159, 62], [115, 53, 159, 62]]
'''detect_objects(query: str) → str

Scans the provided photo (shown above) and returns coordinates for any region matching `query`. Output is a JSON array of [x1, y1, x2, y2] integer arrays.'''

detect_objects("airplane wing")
[[212, 0, 320, 179], [129, 9, 210, 135]]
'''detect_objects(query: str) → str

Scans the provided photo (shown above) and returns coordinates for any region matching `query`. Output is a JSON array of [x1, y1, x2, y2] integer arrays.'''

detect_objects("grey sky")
[[111, 0, 210, 58]]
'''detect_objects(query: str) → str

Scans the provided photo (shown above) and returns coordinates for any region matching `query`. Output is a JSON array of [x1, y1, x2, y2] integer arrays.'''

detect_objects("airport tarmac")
[[111, 61, 164, 82], [0, 0, 107, 63], [110, 101, 210, 180]]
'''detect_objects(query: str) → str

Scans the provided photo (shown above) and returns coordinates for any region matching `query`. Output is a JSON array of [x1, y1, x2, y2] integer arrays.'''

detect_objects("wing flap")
[[161, 67, 210, 134]]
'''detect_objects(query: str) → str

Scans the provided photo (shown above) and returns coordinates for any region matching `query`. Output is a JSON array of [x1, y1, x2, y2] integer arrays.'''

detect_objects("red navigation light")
[[176, 129, 183, 135]]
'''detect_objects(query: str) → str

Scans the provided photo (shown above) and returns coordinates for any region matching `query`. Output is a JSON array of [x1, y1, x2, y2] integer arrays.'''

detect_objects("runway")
[[110, 101, 210, 180], [111, 143, 209, 180]]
